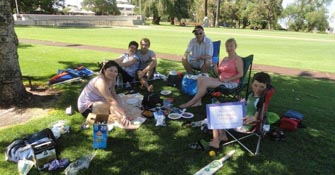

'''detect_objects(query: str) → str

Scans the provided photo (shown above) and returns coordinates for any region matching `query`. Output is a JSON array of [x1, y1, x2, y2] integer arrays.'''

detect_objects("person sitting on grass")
[[136, 38, 157, 92], [210, 72, 272, 148], [77, 60, 131, 127], [180, 38, 243, 108], [113, 41, 140, 86]]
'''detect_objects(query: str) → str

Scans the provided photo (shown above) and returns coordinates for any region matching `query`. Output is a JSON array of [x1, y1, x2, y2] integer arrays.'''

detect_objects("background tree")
[[0, 0, 30, 107], [166, 0, 192, 25], [10, 0, 61, 14], [82, 0, 120, 15], [282, 0, 331, 32], [136, 0, 167, 24], [190, 0, 205, 24], [262, 0, 283, 30]]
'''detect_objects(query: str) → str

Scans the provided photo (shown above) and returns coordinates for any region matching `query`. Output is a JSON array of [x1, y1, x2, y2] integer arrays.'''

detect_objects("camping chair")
[[191, 40, 221, 74], [222, 85, 275, 155], [210, 54, 253, 101]]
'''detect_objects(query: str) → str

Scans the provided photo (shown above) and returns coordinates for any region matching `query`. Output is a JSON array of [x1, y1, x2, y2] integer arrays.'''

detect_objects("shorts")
[[136, 68, 155, 80], [81, 105, 92, 118], [190, 58, 212, 70], [190, 60, 204, 70]]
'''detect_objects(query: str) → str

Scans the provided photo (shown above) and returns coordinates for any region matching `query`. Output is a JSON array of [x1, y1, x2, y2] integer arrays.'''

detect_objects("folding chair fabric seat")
[[211, 54, 253, 101], [222, 85, 275, 155]]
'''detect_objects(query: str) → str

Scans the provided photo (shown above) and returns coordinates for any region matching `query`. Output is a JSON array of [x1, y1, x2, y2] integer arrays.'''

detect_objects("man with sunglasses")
[[182, 25, 213, 74]]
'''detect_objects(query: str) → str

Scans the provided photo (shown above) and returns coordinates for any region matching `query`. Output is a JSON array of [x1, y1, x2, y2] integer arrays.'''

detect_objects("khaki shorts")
[[190, 59, 212, 70], [190, 60, 204, 69]]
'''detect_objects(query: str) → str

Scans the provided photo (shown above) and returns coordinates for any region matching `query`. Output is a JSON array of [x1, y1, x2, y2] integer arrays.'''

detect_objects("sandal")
[[182, 121, 192, 128], [188, 139, 209, 151]]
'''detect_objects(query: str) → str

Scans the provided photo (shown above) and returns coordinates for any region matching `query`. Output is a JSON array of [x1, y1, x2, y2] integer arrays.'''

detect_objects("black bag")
[[167, 74, 180, 87], [5, 128, 59, 163], [142, 93, 162, 109]]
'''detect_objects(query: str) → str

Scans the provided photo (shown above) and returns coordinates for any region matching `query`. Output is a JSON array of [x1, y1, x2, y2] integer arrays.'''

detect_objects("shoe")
[[188, 139, 209, 151]]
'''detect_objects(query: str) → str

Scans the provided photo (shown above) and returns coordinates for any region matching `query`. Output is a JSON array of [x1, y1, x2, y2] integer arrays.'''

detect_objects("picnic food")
[[142, 110, 154, 118]]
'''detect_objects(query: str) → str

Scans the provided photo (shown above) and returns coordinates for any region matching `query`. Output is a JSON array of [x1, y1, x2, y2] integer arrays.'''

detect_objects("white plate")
[[168, 113, 181, 120], [126, 98, 139, 105], [181, 112, 194, 119], [160, 90, 172, 96]]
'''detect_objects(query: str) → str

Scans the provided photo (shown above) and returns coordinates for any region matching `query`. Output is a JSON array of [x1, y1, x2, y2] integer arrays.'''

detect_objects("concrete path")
[[19, 38, 335, 81]]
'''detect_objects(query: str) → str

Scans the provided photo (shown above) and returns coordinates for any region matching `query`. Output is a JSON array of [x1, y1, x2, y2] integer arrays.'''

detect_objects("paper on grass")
[[206, 102, 246, 129]]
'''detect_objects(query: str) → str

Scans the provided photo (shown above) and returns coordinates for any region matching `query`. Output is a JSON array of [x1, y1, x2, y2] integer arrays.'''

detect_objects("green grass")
[[0, 27, 334, 174], [14, 25, 335, 73]]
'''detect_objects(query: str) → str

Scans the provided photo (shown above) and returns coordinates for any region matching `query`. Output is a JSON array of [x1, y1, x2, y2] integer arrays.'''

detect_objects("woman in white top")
[[114, 41, 140, 83], [77, 60, 130, 126]]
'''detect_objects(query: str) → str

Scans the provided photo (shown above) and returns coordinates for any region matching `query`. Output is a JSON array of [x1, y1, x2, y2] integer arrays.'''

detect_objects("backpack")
[[141, 93, 162, 109], [280, 110, 304, 131], [284, 110, 304, 120], [5, 128, 59, 163], [279, 117, 301, 131]]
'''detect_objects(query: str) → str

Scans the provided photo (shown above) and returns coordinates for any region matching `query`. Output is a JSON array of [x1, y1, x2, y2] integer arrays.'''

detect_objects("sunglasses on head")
[[194, 32, 203, 35]]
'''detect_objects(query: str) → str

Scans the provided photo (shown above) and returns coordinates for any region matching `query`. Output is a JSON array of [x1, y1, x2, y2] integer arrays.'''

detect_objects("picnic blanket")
[[49, 66, 94, 85], [86, 93, 146, 130]]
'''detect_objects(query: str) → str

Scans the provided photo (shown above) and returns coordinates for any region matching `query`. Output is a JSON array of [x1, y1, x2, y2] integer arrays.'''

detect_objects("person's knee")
[[92, 101, 109, 114], [182, 57, 188, 65]]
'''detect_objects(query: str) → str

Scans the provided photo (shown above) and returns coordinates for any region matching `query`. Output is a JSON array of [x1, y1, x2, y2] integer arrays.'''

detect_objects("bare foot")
[[179, 103, 189, 109], [209, 139, 220, 149], [219, 131, 228, 142], [179, 100, 202, 108], [191, 101, 202, 107], [147, 85, 154, 92]]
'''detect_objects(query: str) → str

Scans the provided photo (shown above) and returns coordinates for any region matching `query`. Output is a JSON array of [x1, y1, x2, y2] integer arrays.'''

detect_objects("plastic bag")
[[18, 159, 35, 175], [64, 152, 96, 175]]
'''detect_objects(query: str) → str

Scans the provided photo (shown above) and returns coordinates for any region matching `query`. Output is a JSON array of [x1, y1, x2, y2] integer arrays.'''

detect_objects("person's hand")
[[120, 117, 131, 127], [243, 117, 257, 125], [138, 70, 145, 78]]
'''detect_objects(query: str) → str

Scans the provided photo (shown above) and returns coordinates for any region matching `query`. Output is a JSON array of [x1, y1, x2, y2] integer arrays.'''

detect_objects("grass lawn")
[[0, 27, 334, 174], [14, 25, 335, 73]]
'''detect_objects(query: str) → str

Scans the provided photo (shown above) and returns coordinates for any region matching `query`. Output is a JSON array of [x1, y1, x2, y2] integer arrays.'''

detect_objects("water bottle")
[[155, 104, 166, 126], [116, 74, 123, 88]]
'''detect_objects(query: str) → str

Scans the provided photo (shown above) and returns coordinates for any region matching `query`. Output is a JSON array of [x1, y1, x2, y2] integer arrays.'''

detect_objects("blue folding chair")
[[212, 40, 221, 66]]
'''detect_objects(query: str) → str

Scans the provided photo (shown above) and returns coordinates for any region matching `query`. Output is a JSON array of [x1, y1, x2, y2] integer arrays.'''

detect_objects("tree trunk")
[[0, 0, 30, 107], [152, 15, 160, 25]]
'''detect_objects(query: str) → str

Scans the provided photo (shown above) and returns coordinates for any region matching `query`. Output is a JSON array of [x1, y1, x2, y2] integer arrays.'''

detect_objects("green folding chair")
[[210, 54, 254, 101]]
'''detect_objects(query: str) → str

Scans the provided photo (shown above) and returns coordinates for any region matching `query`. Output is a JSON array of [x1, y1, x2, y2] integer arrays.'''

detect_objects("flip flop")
[[188, 139, 209, 151]]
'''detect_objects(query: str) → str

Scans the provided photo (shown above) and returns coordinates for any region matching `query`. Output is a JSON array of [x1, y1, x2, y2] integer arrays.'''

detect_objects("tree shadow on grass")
[[2, 65, 335, 174], [18, 43, 33, 49]]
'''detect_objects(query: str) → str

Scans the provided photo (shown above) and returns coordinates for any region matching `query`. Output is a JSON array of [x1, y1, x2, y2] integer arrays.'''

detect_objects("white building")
[[116, 0, 135, 16]]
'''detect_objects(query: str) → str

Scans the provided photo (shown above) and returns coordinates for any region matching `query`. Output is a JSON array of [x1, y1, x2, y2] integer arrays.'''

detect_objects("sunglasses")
[[194, 32, 203, 35]]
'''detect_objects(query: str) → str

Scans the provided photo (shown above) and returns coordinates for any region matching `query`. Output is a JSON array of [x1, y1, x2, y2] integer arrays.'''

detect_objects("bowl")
[[168, 113, 181, 120]]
